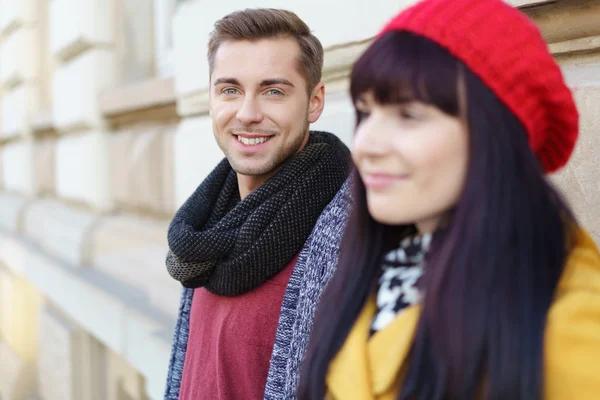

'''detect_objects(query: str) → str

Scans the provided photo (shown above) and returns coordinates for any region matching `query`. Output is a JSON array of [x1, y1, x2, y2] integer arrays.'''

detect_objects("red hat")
[[379, 0, 579, 173]]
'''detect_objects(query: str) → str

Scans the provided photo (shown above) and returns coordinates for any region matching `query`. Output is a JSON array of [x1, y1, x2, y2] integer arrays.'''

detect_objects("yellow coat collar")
[[326, 297, 421, 399], [326, 229, 600, 400]]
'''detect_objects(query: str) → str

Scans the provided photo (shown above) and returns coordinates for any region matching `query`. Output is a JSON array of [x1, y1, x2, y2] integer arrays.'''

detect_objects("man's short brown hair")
[[208, 8, 324, 92]]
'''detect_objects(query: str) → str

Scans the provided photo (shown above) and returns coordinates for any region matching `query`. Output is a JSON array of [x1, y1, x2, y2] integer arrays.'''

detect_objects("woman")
[[298, 0, 600, 399]]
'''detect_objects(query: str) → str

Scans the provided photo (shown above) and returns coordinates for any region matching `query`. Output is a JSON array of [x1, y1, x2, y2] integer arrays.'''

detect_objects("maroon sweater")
[[178, 255, 298, 400]]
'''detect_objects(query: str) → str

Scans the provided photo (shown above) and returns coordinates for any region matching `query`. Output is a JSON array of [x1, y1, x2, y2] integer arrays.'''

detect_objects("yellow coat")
[[326, 229, 600, 399]]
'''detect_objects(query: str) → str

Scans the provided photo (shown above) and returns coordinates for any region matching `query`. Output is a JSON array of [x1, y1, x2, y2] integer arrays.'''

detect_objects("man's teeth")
[[237, 136, 269, 146]]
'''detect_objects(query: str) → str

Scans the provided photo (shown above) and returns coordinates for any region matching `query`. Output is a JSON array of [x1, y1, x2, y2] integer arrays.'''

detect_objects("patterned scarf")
[[371, 232, 432, 334]]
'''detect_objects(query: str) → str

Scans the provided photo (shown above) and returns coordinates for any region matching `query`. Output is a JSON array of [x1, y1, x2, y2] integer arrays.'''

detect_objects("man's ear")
[[308, 82, 325, 123]]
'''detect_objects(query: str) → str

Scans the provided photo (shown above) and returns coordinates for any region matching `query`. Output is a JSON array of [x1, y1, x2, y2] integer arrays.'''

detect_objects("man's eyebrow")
[[213, 77, 240, 86], [260, 79, 295, 88]]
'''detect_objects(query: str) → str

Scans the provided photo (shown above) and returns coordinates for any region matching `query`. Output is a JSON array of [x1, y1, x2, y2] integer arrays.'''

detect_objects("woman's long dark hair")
[[298, 31, 576, 400]]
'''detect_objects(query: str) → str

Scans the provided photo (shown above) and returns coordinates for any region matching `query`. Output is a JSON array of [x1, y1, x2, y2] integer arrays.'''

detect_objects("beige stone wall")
[[0, 1, 598, 399], [535, 0, 600, 244]]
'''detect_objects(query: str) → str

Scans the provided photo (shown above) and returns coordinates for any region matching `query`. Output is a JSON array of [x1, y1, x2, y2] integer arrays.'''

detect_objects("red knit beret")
[[379, 0, 579, 173]]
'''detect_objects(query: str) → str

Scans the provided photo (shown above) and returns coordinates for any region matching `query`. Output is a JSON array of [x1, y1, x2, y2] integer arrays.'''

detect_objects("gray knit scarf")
[[165, 131, 351, 296]]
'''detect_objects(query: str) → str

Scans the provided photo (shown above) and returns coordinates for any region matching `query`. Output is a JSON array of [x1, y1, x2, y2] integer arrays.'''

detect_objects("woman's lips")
[[363, 173, 408, 189]]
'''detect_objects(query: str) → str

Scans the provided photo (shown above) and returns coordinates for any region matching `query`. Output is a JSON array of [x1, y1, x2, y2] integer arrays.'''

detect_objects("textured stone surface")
[[49, 0, 115, 60], [90, 214, 179, 318], [0, 0, 39, 35], [0, 339, 25, 400], [0, 27, 40, 87], [2, 139, 34, 194], [552, 84, 600, 245], [52, 50, 116, 131], [22, 199, 97, 266], [1, 84, 41, 138], [0, 192, 28, 232], [109, 123, 176, 215], [173, 116, 223, 208], [34, 136, 56, 195], [55, 131, 112, 210], [0, 228, 174, 400], [38, 307, 75, 400]]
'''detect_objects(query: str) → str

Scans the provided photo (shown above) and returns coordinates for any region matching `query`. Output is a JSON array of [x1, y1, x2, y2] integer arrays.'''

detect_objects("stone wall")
[[0, 1, 598, 399]]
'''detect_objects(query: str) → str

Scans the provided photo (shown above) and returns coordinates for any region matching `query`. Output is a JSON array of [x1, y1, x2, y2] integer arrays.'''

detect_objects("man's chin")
[[230, 161, 275, 177]]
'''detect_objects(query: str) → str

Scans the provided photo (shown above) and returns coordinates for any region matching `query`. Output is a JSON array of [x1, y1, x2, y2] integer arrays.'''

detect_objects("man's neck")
[[237, 172, 276, 200]]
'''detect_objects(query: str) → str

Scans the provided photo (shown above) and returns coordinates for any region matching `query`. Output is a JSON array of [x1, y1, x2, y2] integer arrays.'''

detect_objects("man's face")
[[209, 37, 324, 179]]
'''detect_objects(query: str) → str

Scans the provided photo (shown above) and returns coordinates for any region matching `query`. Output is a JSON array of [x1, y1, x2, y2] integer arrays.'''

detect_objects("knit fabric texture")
[[379, 0, 579, 173], [166, 131, 351, 296], [264, 178, 352, 400], [164, 286, 193, 400], [163, 178, 353, 400]]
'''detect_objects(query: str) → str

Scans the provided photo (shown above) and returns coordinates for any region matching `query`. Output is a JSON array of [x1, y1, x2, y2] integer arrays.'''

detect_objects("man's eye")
[[266, 89, 284, 96], [223, 88, 238, 95]]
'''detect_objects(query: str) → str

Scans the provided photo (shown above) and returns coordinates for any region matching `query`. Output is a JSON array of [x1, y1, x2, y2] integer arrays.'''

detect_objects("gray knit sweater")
[[164, 178, 352, 400]]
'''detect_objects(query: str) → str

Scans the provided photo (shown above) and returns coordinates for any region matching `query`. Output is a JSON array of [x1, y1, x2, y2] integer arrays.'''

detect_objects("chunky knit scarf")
[[165, 131, 351, 296]]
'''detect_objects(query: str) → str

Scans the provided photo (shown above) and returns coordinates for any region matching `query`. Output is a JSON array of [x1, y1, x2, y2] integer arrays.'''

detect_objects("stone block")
[[0, 27, 40, 87], [52, 49, 116, 131], [1, 84, 41, 137], [22, 199, 97, 266], [173, 116, 223, 208], [109, 123, 176, 215], [33, 136, 56, 196], [49, 0, 115, 61], [38, 307, 77, 400], [89, 215, 180, 318], [0, 340, 25, 400], [123, 309, 172, 400], [2, 139, 34, 194], [55, 130, 112, 210], [0, 228, 174, 400], [22, 247, 127, 352], [0, 192, 28, 232], [551, 84, 600, 245], [0, 0, 39, 35]]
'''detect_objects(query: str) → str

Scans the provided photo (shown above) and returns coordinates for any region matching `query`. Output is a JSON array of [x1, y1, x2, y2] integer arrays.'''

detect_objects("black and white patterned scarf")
[[371, 232, 432, 334]]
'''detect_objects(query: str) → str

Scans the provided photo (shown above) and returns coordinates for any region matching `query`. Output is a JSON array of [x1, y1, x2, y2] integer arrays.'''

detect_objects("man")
[[164, 8, 353, 400]]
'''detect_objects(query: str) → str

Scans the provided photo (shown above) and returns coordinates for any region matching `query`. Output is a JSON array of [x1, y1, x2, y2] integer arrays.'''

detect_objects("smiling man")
[[163, 8, 352, 400]]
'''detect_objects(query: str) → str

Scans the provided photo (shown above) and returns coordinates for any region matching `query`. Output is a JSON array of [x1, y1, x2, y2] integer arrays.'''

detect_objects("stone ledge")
[[0, 229, 174, 400], [99, 77, 176, 118], [30, 109, 55, 134], [507, 0, 558, 8], [0, 192, 30, 232], [21, 199, 98, 266], [89, 214, 180, 318], [528, 0, 600, 44], [550, 35, 600, 57]]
